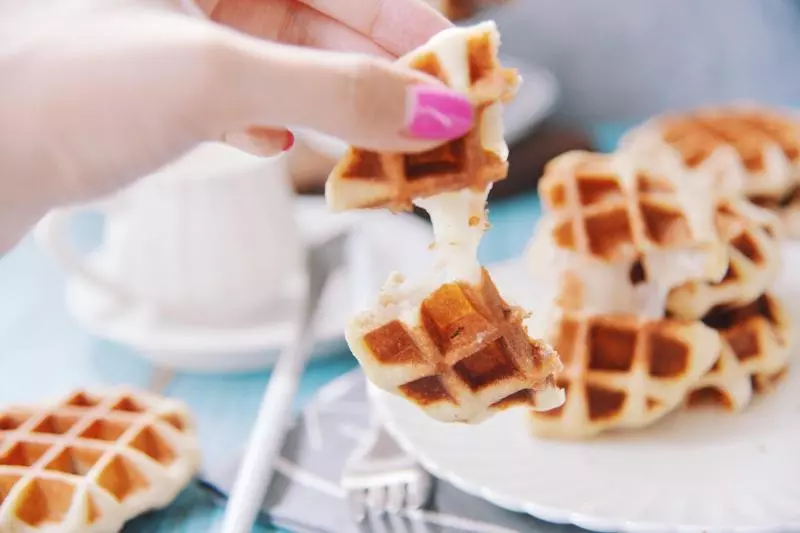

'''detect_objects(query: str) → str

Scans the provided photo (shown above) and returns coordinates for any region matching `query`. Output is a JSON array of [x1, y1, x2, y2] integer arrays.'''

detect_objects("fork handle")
[[220, 321, 314, 533]]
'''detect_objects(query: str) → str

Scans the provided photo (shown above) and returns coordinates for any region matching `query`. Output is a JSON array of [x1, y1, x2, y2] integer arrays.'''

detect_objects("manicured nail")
[[405, 85, 474, 140], [282, 130, 295, 151], [223, 129, 292, 156]]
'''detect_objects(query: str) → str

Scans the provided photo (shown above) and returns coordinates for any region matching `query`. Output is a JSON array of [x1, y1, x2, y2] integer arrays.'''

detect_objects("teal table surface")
[[0, 125, 622, 532]]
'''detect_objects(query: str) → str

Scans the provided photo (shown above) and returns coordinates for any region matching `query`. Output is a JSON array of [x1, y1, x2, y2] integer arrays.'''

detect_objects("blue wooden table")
[[0, 125, 623, 532]]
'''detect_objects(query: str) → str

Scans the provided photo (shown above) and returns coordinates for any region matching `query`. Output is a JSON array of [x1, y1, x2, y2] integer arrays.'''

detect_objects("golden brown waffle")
[[528, 310, 720, 439], [538, 150, 726, 277], [688, 293, 794, 410], [348, 268, 564, 424], [684, 342, 753, 411], [621, 105, 800, 218], [528, 151, 729, 320], [667, 200, 781, 319], [0, 389, 200, 533], [326, 21, 519, 212], [751, 184, 800, 239]]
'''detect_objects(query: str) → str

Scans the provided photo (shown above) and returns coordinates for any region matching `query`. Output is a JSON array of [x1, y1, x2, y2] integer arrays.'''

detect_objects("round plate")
[[370, 244, 800, 533], [64, 197, 433, 373]]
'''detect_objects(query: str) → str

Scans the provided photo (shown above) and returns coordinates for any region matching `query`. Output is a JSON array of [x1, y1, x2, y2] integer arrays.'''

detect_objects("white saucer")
[[371, 244, 800, 533], [64, 197, 434, 373]]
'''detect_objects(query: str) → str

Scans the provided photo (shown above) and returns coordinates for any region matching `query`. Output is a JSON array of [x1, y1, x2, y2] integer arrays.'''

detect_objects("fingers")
[[207, 0, 392, 58], [205, 34, 474, 152], [223, 127, 295, 156], [297, 0, 451, 56]]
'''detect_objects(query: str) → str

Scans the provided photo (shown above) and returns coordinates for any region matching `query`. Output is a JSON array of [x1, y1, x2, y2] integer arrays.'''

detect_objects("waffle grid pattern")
[[529, 313, 720, 438], [539, 151, 719, 264], [326, 23, 517, 213], [356, 270, 562, 423], [667, 200, 782, 319], [621, 105, 800, 239], [0, 389, 200, 533], [332, 22, 565, 425], [691, 294, 794, 409]]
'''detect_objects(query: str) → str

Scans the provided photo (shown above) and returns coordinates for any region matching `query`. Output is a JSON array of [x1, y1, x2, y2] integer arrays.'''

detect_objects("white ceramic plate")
[[296, 57, 559, 160], [370, 244, 800, 533], [64, 197, 434, 373]]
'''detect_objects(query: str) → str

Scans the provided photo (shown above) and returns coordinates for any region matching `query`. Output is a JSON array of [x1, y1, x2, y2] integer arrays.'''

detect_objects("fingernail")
[[405, 85, 474, 140], [282, 130, 295, 151], [223, 129, 292, 156]]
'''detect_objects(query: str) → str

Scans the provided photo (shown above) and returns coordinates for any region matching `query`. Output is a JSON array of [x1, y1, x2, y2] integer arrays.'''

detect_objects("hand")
[[0, 0, 472, 251]]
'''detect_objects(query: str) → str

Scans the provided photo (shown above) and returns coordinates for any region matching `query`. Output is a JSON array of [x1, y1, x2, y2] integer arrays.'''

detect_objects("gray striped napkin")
[[203, 371, 584, 533]]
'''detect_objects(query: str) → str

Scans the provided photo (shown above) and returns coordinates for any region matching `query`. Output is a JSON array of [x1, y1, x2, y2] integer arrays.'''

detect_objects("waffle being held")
[[327, 22, 564, 424]]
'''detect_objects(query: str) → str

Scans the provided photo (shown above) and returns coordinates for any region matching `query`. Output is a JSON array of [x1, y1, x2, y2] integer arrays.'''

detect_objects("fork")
[[341, 422, 433, 523], [221, 231, 349, 533]]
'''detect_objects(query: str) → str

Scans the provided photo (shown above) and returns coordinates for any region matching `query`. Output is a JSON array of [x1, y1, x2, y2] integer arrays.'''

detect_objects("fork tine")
[[348, 489, 368, 522], [407, 513, 432, 533], [387, 512, 412, 533], [367, 511, 392, 533], [385, 483, 406, 514], [366, 485, 388, 512], [404, 478, 429, 511]]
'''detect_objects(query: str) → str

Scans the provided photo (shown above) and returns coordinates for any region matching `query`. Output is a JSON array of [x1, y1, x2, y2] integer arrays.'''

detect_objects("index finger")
[[298, 0, 451, 57]]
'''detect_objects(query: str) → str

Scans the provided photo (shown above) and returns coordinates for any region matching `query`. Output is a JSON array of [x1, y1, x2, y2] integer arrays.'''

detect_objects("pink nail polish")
[[405, 85, 474, 140]]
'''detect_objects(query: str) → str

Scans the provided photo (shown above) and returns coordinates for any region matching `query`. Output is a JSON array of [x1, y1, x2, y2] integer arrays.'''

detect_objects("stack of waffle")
[[326, 22, 564, 424], [525, 150, 793, 439], [620, 104, 800, 238]]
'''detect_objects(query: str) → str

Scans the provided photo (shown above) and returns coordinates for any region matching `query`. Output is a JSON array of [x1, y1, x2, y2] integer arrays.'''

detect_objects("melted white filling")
[[528, 217, 715, 318], [414, 186, 490, 285]]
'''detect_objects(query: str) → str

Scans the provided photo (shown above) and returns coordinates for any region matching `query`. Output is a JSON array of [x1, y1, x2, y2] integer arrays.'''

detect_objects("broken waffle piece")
[[528, 310, 721, 439], [689, 293, 794, 410], [347, 268, 564, 424], [0, 388, 200, 533], [620, 104, 800, 233], [326, 21, 518, 212], [667, 199, 781, 319]]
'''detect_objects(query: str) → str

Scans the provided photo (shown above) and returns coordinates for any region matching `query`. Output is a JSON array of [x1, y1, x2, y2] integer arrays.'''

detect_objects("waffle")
[[326, 21, 519, 212], [620, 105, 800, 211], [538, 150, 727, 281], [667, 199, 781, 319], [526, 214, 707, 319], [688, 293, 794, 410], [529, 150, 729, 318], [528, 310, 720, 439], [348, 268, 564, 424], [0, 388, 200, 533], [751, 184, 800, 239]]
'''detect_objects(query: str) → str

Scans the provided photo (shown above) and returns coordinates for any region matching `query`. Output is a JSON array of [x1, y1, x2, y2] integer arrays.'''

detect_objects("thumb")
[[206, 34, 475, 153]]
